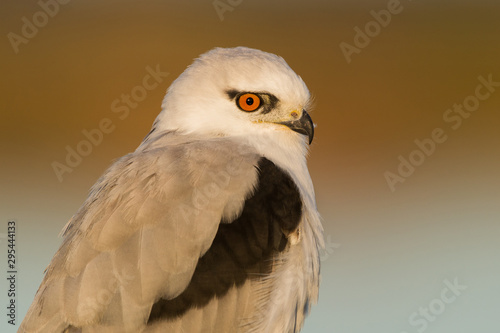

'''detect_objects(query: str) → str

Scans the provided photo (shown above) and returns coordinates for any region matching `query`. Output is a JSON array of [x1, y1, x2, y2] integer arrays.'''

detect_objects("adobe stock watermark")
[[400, 277, 467, 333], [319, 234, 341, 262], [7, 0, 72, 54], [51, 64, 169, 182], [385, 73, 499, 192], [340, 0, 416, 64], [213, 0, 243, 21]]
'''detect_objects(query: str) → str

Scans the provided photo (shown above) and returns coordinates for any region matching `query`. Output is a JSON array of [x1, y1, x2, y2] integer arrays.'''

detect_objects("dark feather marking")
[[225, 89, 239, 100], [225, 89, 279, 115], [262, 93, 279, 115], [141, 125, 157, 143], [147, 157, 302, 323]]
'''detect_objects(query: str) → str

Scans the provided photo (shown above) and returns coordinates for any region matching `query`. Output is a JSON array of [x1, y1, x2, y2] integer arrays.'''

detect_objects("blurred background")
[[1, 0, 499, 332]]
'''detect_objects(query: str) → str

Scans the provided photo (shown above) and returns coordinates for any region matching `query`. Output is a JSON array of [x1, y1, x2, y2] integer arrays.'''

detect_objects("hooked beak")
[[278, 110, 314, 144]]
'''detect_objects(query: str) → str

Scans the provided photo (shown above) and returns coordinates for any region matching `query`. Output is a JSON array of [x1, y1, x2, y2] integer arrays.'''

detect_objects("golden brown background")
[[1, 0, 499, 332]]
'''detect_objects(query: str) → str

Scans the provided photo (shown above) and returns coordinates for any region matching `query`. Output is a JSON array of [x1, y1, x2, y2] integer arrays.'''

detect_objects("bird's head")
[[152, 47, 315, 163]]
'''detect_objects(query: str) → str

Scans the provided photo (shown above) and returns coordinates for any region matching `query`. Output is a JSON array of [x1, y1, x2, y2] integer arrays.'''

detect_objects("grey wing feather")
[[19, 137, 260, 333]]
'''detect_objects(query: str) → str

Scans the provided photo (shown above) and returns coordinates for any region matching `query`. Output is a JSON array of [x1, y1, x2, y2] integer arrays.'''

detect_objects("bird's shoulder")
[[20, 134, 265, 333]]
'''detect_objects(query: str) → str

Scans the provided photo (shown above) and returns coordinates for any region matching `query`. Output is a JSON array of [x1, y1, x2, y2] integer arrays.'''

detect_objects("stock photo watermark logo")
[[400, 278, 467, 333], [7, 0, 72, 54], [385, 73, 500, 192], [340, 0, 419, 64], [319, 234, 341, 262], [213, 0, 243, 21], [51, 64, 169, 182], [2, 220, 18, 325]]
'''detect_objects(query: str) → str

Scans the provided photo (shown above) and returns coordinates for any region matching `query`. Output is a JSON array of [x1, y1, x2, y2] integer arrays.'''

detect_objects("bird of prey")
[[20, 47, 324, 333]]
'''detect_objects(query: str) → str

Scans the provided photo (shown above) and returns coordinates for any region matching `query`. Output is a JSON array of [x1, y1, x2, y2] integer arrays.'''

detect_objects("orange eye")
[[237, 93, 261, 112]]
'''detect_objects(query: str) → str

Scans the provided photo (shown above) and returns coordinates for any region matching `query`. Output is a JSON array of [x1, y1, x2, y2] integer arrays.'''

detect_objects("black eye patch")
[[225, 90, 279, 115]]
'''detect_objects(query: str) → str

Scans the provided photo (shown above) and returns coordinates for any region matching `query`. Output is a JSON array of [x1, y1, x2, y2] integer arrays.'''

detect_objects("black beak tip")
[[305, 112, 314, 144], [308, 127, 314, 144], [278, 110, 314, 144]]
